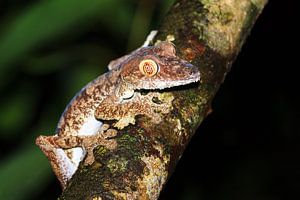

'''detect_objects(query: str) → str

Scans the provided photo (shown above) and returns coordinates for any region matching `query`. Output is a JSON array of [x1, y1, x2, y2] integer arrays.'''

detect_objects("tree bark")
[[59, 0, 267, 199]]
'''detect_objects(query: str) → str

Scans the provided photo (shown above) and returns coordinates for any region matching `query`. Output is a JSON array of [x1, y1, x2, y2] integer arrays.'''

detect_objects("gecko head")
[[120, 41, 200, 90]]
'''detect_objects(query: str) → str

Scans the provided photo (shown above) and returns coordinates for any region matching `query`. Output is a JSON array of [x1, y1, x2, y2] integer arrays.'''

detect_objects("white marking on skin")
[[71, 147, 86, 168], [78, 115, 103, 136], [56, 148, 77, 181], [68, 115, 103, 173]]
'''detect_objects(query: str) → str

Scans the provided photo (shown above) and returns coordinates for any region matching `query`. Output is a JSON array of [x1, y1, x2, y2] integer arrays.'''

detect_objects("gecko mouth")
[[136, 75, 200, 92], [156, 70, 201, 89], [164, 77, 200, 89]]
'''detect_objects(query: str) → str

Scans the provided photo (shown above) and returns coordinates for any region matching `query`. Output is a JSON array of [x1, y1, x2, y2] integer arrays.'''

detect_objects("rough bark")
[[59, 0, 267, 199]]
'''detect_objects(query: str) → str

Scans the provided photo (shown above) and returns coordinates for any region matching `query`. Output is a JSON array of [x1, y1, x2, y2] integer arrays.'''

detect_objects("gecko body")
[[36, 40, 200, 188]]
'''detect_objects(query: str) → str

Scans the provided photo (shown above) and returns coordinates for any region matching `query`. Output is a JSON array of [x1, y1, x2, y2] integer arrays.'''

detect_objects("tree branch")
[[59, 0, 267, 199]]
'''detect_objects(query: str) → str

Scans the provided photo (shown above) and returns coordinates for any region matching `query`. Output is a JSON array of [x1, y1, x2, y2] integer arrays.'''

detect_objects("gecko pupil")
[[139, 59, 158, 77], [144, 63, 153, 75]]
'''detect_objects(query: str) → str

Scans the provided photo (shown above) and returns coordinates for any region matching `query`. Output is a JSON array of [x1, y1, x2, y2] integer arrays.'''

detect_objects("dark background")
[[0, 0, 299, 199]]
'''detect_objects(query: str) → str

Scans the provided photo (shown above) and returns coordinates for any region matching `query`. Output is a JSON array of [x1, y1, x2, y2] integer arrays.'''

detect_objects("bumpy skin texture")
[[36, 41, 200, 189]]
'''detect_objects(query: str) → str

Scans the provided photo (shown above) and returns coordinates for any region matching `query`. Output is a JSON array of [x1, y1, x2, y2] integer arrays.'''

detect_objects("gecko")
[[36, 32, 200, 189]]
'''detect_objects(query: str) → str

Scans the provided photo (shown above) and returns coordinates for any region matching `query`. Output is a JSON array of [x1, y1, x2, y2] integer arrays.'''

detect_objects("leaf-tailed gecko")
[[36, 31, 200, 189]]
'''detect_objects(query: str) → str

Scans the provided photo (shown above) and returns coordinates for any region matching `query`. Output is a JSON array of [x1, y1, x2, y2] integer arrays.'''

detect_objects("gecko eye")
[[139, 59, 159, 77]]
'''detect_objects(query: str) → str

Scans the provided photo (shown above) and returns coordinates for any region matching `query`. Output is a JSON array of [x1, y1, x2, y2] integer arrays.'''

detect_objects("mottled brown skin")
[[61, 42, 199, 133], [119, 42, 199, 90], [36, 41, 200, 189]]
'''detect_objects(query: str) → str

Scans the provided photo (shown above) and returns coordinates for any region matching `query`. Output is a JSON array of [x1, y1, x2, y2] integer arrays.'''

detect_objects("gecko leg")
[[95, 92, 171, 129], [50, 129, 117, 165]]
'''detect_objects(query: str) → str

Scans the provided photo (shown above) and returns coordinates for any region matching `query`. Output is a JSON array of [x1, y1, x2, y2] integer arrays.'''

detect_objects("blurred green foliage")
[[0, 0, 174, 199], [0, 146, 52, 200], [1, 0, 295, 200]]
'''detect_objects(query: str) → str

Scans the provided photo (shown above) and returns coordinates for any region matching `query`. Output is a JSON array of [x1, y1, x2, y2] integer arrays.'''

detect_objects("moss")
[[60, 133, 153, 199], [116, 133, 140, 155], [107, 155, 128, 174], [192, 0, 264, 56], [94, 146, 108, 157], [159, 92, 174, 103]]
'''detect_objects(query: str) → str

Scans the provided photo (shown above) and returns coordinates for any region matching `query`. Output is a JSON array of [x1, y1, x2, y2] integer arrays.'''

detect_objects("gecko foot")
[[81, 128, 118, 165]]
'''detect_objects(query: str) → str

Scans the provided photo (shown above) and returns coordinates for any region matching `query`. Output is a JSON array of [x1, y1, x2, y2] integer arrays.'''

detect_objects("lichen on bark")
[[59, 0, 267, 199]]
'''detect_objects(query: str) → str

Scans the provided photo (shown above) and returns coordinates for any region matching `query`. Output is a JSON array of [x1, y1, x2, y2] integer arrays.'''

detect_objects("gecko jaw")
[[136, 71, 200, 90], [155, 78, 200, 90]]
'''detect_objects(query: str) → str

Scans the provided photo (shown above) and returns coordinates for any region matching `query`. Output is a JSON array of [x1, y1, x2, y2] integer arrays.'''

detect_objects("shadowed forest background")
[[0, 0, 299, 199]]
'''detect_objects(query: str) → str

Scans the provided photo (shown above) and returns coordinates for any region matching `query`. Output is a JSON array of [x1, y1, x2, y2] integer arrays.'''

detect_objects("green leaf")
[[0, 0, 132, 87], [0, 84, 36, 138], [127, 0, 157, 51], [23, 44, 114, 75]]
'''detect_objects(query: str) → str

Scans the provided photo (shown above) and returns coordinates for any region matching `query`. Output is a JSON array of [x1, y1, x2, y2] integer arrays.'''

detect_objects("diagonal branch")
[[59, 0, 267, 199]]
